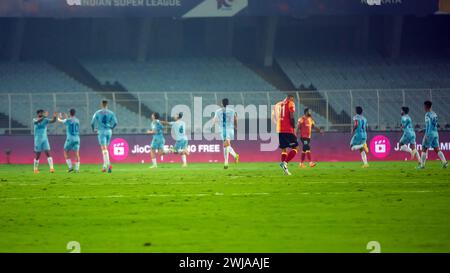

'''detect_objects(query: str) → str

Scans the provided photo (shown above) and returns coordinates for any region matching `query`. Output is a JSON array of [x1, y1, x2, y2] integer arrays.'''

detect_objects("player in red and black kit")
[[272, 94, 299, 176], [297, 108, 321, 168]]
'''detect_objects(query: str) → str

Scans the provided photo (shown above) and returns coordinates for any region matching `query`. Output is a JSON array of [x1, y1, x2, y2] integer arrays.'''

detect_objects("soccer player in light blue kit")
[[350, 106, 369, 168], [213, 98, 239, 169], [33, 110, 57, 173], [58, 109, 80, 173], [91, 100, 118, 173], [418, 101, 448, 169], [162, 112, 189, 167], [398, 106, 420, 163], [148, 112, 166, 169]]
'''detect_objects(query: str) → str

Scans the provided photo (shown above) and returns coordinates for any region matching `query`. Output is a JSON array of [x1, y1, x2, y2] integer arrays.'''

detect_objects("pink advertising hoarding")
[[1, 132, 450, 164]]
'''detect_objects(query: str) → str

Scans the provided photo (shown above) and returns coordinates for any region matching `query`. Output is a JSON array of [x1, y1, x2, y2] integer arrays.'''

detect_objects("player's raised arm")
[[49, 112, 57, 123], [57, 113, 66, 123]]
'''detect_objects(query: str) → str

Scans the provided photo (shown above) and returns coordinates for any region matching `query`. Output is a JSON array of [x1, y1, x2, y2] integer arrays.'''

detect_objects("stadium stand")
[[277, 52, 450, 129], [0, 62, 144, 134]]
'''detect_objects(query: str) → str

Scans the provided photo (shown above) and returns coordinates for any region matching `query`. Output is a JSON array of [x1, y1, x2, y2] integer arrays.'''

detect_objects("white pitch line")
[[0, 190, 443, 201]]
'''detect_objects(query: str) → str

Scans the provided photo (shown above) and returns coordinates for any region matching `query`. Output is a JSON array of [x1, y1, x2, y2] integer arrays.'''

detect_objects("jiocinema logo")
[[109, 138, 129, 161], [370, 135, 391, 159]]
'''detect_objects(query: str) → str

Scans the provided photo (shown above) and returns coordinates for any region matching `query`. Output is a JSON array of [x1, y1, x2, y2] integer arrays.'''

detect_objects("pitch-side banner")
[[0, 0, 438, 18], [1, 132, 450, 164]]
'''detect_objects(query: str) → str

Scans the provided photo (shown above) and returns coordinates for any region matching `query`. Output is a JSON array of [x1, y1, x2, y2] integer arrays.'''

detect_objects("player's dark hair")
[[356, 106, 363, 115], [222, 98, 229, 107], [424, 100, 432, 109], [286, 94, 295, 99], [69, 109, 76, 116], [36, 109, 44, 115], [178, 112, 183, 119], [102, 100, 108, 107], [153, 112, 160, 120], [401, 106, 409, 114], [304, 108, 310, 115]]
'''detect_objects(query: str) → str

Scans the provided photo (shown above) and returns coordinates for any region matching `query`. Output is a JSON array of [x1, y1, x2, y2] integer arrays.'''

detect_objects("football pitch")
[[0, 162, 449, 253]]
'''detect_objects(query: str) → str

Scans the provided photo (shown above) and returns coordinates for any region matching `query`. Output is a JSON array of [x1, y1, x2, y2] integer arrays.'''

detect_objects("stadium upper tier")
[[81, 57, 277, 92], [277, 52, 450, 90], [0, 62, 144, 134]]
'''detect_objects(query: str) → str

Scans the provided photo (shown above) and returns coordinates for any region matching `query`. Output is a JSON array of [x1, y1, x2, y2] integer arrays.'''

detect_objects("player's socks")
[[75, 162, 80, 172], [285, 149, 298, 163], [228, 146, 237, 159], [306, 152, 312, 162], [181, 155, 187, 165], [224, 147, 230, 166], [66, 159, 72, 170], [102, 150, 110, 168], [351, 144, 364, 151], [151, 158, 157, 167], [437, 151, 447, 165], [301, 152, 306, 163], [33, 159, 39, 171], [360, 151, 368, 166], [412, 149, 420, 162], [281, 152, 287, 162], [420, 151, 428, 167], [47, 157, 54, 170]]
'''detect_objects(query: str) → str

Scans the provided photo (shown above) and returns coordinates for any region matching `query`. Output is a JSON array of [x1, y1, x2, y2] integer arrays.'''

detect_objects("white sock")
[[413, 149, 420, 163], [400, 145, 412, 153], [47, 157, 54, 169], [102, 150, 110, 168], [224, 146, 229, 165], [34, 159, 39, 170], [152, 158, 157, 166], [181, 154, 187, 165], [361, 151, 368, 165], [228, 146, 237, 159], [437, 151, 447, 164], [352, 144, 364, 151], [75, 161, 80, 171], [420, 151, 428, 167], [66, 159, 72, 169]]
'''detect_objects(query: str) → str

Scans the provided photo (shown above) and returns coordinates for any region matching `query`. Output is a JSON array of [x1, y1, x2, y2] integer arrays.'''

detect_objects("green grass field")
[[0, 161, 449, 253]]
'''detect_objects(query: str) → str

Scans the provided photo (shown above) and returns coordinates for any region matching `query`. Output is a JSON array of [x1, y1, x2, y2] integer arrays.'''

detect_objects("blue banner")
[[0, 0, 440, 18]]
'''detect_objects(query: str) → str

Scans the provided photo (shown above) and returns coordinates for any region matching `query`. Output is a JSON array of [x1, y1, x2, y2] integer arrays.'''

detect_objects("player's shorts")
[[98, 130, 112, 146], [278, 133, 298, 149], [34, 138, 50, 152], [220, 129, 234, 141], [399, 132, 416, 145], [422, 134, 439, 149], [350, 134, 367, 147], [174, 139, 188, 152], [151, 136, 165, 150], [64, 138, 80, 151], [300, 137, 311, 152]]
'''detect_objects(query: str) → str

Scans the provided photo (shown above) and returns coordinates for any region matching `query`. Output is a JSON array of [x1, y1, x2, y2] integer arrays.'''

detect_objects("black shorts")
[[300, 137, 311, 152], [279, 133, 298, 149]]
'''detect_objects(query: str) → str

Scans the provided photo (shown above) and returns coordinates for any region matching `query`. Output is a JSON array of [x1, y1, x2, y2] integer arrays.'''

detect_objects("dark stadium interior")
[[1, 13, 450, 135]]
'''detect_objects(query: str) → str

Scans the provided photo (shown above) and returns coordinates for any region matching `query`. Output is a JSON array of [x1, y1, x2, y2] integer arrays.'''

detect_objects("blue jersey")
[[63, 117, 80, 141], [91, 109, 117, 133], [352, 114, 367, 138], [170, 120, 187, 141], [401, 115, 415, 135], [214, 107, 235, 132], [425, 111, 438, 137], [151, 120, 164, 138], [33, 118, 50, 140]]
